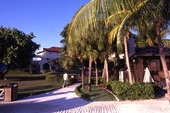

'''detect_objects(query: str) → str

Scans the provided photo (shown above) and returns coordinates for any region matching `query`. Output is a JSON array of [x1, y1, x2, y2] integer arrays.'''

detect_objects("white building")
[[31, 46, 61, 73]]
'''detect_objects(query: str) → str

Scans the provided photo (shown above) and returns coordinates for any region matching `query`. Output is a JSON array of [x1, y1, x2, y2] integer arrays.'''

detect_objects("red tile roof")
[[43, 47, 61, 52], [37, 47, 61, 54]]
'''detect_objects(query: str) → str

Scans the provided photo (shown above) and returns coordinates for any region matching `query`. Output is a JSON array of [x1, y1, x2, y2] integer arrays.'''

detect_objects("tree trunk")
[[105, 58, 109, 82], [102, 60, 107, 89], [88, 56, 92, 92], [159, 53, 170, 94], [156, 22, 170, 96], [95, 60, 98, 86], [124, 33, 133, 85], [80, 59, 85, 89]]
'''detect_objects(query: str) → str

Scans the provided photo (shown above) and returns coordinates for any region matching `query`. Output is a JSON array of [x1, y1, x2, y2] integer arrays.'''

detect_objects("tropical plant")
[[106, 0, 170, 95], [142, 0, 170, 96], [68, 0, 116, 91], [67, 0, 170, 96]]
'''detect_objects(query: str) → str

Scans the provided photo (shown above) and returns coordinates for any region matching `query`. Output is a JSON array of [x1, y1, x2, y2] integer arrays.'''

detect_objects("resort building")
[[31, 46, 61, 73]]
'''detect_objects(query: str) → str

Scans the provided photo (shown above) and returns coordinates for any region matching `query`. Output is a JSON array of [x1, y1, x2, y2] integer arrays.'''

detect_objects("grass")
[[75, 84, 117, 101], [0, 70, 63, 99], [1, 69, 116, 101]]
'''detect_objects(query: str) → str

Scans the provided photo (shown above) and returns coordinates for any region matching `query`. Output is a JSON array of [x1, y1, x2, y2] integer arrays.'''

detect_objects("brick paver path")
[[0, 83, 170, 113]]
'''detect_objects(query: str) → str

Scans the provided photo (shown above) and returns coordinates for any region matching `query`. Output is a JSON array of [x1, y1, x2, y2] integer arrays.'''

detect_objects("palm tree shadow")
[[0, 86, 91, 113], [0, 97, 90, 113]]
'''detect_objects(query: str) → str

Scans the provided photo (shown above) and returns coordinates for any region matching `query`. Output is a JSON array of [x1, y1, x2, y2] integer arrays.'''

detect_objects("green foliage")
[[45, 74, 60, 82], [0, 26, 40, 67], [1, 70, 63, 99], [29, 64, 37, 74], [75, 84, 89, 99], [69, 77, 77, 85], [108, 81, 155, 100], [75, 84, 116, 101]]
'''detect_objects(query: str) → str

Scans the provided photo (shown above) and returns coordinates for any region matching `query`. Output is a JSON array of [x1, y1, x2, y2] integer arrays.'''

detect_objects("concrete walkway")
[[0, 83, 170, 113]]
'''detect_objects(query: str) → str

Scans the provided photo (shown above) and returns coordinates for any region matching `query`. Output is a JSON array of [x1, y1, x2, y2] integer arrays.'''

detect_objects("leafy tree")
[[60, 24, 71, 69], [0, 27, 40, 68]]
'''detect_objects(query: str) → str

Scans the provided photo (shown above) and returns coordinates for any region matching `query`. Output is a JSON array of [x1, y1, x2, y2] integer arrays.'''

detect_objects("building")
[[131, 46, 170, 88], [114, 46, 170, 88], [31, 46, 61, 73]]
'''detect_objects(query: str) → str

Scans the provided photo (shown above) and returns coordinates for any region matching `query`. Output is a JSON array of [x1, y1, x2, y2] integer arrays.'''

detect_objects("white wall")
[[32, 51, 61, 73], [38, 51, 61, 60]]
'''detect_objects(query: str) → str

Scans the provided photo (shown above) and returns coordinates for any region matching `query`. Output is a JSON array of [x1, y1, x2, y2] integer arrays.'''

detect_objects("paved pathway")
[[0, 83, 170, 113]]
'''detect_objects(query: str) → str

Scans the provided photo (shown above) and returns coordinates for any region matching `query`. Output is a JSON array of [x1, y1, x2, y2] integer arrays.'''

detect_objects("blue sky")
[[1, 0, 169, 52], [0, 0, 90, 50]]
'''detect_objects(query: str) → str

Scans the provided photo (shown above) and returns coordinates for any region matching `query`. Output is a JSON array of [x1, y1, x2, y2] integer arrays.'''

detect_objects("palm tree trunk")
[[80, 58, 85, 89], [159, 53, 170, 94], [102, 59, 107, 89], [156, 22, 170, 96], [95, 60, 98, 86], [124, 33, 133, 85], [88, 56, 92, 92], [105, 58, 109, 82]]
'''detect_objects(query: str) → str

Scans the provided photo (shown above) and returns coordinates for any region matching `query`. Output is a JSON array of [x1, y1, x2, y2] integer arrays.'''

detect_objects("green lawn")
[[0, 70, 63, 99], [1, 69, 116, 101], [75, 84, 117, 101]]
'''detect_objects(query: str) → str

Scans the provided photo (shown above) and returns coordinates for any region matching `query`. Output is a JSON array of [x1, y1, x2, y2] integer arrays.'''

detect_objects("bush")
[[69, 78, 77, 85], [29, 64, 37, 74], [45, 74, 59, 82], [75, 84, 89, 99], [108, 81, 155, 100]]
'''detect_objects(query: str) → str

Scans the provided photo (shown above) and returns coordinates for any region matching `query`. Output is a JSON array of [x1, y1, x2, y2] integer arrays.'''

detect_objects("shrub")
[[90, 76, 103, 85], [75, 84, 89, 99], [98, 77, 104, 84], [69, 78, 77, 85], [91, 77, 96, 85], [29, 64, 37, 74], [45, 74, 59, 82], [108, 81, 155, 100]]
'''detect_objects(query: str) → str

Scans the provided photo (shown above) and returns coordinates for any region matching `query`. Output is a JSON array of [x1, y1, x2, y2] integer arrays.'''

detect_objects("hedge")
[[108, 81, 155, 100]]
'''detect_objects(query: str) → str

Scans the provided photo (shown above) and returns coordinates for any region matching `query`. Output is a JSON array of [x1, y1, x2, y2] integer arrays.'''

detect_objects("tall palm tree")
[[68, 0, 137, 85], [106, 0, 151, 84], [68, 0, 170, 95], [112, 0, 170, 95], [106, 0, 170, 87], [68, 0, 115, 87], [140, 0, 170, 96]]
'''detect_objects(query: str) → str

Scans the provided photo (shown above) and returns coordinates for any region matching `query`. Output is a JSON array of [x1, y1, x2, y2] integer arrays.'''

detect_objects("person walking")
[[62, 72, 68, 88]]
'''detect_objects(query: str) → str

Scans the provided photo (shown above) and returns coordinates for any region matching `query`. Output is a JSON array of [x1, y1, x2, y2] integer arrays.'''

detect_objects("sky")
[[1, 0, 169, 52], [0, 0, 90, 51]]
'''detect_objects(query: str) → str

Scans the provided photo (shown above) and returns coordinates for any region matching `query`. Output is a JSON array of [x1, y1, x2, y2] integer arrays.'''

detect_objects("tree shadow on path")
[[0, 83, 91, 113]]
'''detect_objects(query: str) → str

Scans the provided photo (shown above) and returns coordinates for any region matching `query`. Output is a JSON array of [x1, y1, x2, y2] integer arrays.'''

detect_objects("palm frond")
[[161, 28, 170, 38], [108, 25, 120, 44], [145, 34, 154, 46]]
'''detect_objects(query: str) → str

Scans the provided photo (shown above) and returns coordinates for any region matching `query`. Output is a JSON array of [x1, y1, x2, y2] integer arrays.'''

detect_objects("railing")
[[0, 88, 4, 100]]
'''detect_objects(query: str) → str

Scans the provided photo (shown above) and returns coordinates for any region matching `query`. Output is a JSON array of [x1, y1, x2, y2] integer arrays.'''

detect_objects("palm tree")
[[112, 0, 170, 95], [68, 0, 136, 85], [60, 24, 88, 89], [106, 0, 150, 84], [68, 0, 115, 88], [106, 0, 170, 87], [140, 0, 170, 96], [68, 0, 170, 96]]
